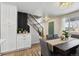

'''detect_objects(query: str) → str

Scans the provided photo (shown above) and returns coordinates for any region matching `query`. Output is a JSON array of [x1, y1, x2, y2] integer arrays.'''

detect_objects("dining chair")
[[53, 34, 59, 39], [46, 34, 53, 40], [46, 34, 59, 40], [71, 34, 79, 39], [40, 39, 53, 56]]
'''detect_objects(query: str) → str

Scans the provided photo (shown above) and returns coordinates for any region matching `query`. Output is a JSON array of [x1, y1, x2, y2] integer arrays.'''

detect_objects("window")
[[65, 17, 79, 32]]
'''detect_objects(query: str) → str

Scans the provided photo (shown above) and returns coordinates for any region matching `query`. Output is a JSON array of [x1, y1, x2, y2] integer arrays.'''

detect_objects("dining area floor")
[[2, 44, 41, 56], [1, 38, 79, 56], [2, 44, 79, 56]]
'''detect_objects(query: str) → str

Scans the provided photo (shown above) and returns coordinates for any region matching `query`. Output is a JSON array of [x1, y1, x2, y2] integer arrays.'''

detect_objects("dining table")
[[45, 38, 79, 56]]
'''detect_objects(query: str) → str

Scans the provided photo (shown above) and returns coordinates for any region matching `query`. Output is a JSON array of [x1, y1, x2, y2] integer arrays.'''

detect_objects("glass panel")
[[65, 17, 79, 33]]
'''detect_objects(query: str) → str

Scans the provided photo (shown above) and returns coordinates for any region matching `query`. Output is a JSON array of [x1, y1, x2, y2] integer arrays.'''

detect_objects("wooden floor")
[[2, 44, 41, 56]]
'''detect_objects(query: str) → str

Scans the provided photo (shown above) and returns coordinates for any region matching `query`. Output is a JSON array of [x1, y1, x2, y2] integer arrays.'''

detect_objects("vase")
[[60, 35, 65, 40], [19, 31, 21, 34], [65, 37, 68, 40]]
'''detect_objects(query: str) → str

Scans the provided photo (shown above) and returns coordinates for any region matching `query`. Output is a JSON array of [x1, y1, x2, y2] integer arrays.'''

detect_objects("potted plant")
[[62, 30, 69, 40], [17, 28, 23, 34]]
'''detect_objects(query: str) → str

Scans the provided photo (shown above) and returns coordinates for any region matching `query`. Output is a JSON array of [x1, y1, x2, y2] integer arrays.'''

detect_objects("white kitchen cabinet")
[[17, 34, 31, 50], [0, 3, 17, 52]]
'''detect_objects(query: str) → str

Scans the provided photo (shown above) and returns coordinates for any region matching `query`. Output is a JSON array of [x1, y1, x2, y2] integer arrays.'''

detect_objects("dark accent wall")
[[17, 12, 30, 33]]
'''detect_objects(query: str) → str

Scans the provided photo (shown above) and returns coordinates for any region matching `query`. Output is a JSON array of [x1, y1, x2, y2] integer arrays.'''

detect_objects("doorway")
[[48, 22, 54, 35]]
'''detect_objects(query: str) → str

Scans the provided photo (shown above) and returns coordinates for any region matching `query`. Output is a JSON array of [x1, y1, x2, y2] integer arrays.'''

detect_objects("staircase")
[[28, 14, 44, 38]]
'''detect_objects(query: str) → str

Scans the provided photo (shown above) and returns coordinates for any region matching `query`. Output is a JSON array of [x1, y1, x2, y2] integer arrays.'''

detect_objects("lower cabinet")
[[17, 34, 31, 50], [0, 34, 31, 53]]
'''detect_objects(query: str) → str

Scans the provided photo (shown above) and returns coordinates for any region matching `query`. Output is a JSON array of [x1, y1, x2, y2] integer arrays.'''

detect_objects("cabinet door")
[[17, 34, 31, 49], [17, 35, 22, 49], [1, 24, 8, 52], [6, 24, 17, 51], [17, 35, 25, 49], [23, 34, 31, 48], [1, 24, 17, 52], [1, 4, 17, 52]]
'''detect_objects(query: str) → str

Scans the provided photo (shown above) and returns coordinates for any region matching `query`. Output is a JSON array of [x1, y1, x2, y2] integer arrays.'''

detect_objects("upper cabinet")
[[17, 12, 30, 33]]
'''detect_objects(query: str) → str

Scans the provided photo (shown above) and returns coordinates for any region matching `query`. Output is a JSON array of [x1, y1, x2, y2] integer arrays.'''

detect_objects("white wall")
[[42, 17, 62, 39], [30, 25, 40, 44], [28, 16, 40, 44]]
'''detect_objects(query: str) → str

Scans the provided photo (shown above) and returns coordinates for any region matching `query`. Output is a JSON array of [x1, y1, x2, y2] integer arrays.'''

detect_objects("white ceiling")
[[3, 2, 79, 16]]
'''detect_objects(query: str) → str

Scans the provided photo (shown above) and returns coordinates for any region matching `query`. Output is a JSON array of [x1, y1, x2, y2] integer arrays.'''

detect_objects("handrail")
[[29, 23, 39, 32], [28, 14, 43, 29], [28, 15, 39, 30], [28, 14, 44, 37]]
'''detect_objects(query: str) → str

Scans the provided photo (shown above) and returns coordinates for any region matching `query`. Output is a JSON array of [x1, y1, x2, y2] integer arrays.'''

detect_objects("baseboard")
[[0, 47, 31, 56], [0, 43, 40, 56], [32, 41, 40, 45], [32, 42, 40, 46]]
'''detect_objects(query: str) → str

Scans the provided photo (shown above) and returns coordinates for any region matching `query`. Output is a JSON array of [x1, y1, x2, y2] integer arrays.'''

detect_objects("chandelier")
[[57, 2, 73, 8], [43, 16, 51, 22]]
